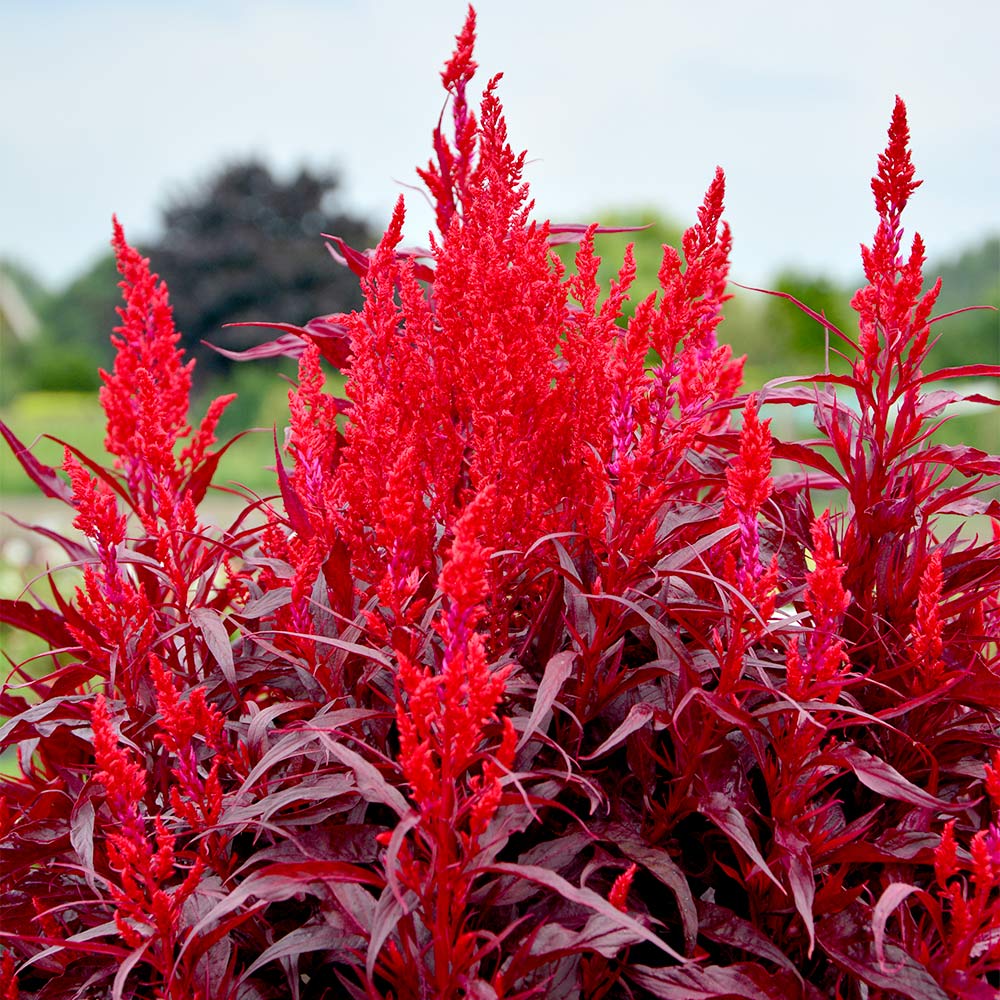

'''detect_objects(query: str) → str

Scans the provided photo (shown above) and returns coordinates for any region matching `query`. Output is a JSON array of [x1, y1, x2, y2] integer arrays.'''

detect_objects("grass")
[[0, 368, 348, 499]]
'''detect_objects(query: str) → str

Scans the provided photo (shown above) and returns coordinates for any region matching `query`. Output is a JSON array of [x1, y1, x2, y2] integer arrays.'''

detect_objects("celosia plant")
[[2, 6, 999, 998]]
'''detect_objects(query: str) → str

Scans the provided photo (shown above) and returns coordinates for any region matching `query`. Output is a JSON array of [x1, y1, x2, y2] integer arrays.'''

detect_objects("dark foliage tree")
[[149, 159, 376, 386]]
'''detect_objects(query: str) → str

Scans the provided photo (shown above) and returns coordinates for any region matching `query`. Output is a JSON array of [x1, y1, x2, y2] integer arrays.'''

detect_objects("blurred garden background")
[[2, 160, 995, 543], [2, 2, 998, 640]]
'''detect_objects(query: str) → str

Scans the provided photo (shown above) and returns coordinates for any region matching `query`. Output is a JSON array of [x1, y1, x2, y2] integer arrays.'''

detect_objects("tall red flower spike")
[[906, 549, 945, 692], [417, 4, 479, 235], [851, 99, 940, 382], [91, 695, 203, 981], [786, 512, 851, 703], [103, 218, 234, 509], [395, 487, 512, 816], [724, 394, 774, 590], [0, 951, 18, 1000], [390, 487, 516, 996]]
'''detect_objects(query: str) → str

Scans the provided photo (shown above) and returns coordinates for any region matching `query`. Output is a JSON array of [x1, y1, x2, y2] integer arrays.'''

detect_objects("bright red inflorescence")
[[0, 951, 18, 1000], [103, 218, 194, 486], [103, 218, 235, 513], [91, 695, 203, 967], [395, 487, 512, 818], [907, 549, 945, 691], [419, 4, 479, 235], [724, 394, 776, 598], [786, 512, 851, 703]]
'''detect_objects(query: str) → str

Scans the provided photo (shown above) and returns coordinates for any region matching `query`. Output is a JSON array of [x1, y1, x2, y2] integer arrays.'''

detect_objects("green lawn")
[[0, 375, 342, 499]]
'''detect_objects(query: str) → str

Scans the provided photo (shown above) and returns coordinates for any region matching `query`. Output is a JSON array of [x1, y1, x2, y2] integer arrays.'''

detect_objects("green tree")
[[752, 270, 857, 376], [0, 257, 49, 314], [31, 252, 119, 392], [0, 259, 51, 402], [926, 235, 999, 370]]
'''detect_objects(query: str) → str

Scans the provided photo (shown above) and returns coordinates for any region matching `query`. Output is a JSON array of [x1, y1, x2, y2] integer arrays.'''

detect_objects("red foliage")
[[2, 9, 999, 1000]]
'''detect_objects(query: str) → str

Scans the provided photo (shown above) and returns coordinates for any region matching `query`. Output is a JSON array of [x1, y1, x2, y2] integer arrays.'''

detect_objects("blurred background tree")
[[749, 270, 858, 377], [925, 235, 1000, 370], [33, 253, 119, 392], [0, 259, 49, 405], [6, 160, 377, 402], [149, 160, 376, 389], [1, 160, 379, 496], [1, 180, 995, 493]]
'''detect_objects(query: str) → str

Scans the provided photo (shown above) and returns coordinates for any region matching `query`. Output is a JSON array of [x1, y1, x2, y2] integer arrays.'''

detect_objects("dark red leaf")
[[833, 746, 963, 812], [325, 236, 434, 284], [596, 823, 699, 955], [326, 236, 383, 280], [528, 913, 648, 960], [581, 703, 655, 760], [516, 650, 575, 753], [1, 514, 94, 564], [628, 961, 796, 999], [769, 441, 845, 484], [240, 925, 347, 982], [909, 443, 1000, 476], [320, 739, 410, 818], [486, 862, 686, 962], [222, 313, 354, 368], [0, 598, 75, 647], [917, 363, 1000, 383], [238, 586, 292, 620], [189, 606, 237, 695], [0, 419, 76, 503], [187, 861, 384, 941], [816, 906, 949, 999], [697, 793, 785, 893], [112, 939, 152, 1000], [69, 794, 96, 888], [183, 429, 254, 504], [210, 331, 308, 361], [774, 822, 816, 955], [740, 285, 860, 349], [696, 900, 801, 977], [546, 221, 653, 246], [927, 304, 998, 326], [0, 929, 131, 959], [51, 436, 133, 507], [872, 882, 923, 970], [365, 886, 410, 984]]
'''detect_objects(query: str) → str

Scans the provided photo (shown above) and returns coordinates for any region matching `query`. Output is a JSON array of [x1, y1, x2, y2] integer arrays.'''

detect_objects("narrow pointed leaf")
[[698, 793, 785, 893], [581, 703, 655, 760], [0, 419, 75, 503], [190, 606, 237, 695], [0, 599, 75, 647], [872, 882, 922, 970], [487, 862, 686, 963], [517, 650, 575, 751], [835, 746, 962, 811]]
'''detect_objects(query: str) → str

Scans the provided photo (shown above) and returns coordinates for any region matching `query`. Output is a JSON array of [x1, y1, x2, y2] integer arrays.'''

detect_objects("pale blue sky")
[[2, 0, 998, 289]]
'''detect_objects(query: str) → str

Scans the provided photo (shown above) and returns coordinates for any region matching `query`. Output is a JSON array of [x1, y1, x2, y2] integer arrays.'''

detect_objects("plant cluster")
[[2, 8, 999, 998]]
